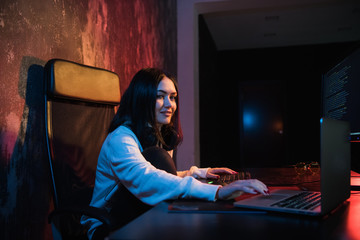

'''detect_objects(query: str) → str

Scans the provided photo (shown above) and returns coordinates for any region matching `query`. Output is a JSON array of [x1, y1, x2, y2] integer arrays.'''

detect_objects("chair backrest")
[[44, 59, 120, 209]]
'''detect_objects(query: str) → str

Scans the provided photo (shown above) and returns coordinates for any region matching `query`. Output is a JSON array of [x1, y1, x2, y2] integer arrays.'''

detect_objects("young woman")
[[82, 68, 268, 239]]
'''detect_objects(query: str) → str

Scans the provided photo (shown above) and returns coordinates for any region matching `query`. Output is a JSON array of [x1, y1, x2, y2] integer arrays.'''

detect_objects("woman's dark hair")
[[109, 68, 183, 150]]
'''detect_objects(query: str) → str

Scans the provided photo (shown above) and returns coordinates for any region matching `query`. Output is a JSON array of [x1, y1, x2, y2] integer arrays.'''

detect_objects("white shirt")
[[81, 125, 220, 239]]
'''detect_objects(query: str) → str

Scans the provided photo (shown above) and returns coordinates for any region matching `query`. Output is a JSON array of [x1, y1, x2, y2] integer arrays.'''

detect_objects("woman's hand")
[[217, 179, 269, 200], [206, 168, 238, 179]]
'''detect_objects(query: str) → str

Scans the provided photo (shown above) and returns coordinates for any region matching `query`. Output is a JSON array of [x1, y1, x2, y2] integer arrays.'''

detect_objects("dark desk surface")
[[108, 169, 360, 240]]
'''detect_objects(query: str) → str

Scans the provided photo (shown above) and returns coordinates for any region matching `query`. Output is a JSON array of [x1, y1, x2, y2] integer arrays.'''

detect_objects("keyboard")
[[271, 191, 321, 210], [208, 171, 251, 186]]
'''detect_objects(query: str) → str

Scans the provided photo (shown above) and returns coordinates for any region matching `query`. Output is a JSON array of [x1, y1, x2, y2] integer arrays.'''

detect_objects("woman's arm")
[[177, 167, 238, 179], [105, 127, 268, 204], [176, 166, 209, 178], [107, 127, 220, 205]]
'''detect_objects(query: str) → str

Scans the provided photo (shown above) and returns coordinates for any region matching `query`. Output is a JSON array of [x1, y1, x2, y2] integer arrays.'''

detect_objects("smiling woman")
[[108, 68, 182, 150], [81, 68, 268, 240], [155, 77, 178, 126]]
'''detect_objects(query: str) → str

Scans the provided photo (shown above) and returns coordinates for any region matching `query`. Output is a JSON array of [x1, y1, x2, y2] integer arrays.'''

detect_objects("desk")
[[108, 169, 360, 240]]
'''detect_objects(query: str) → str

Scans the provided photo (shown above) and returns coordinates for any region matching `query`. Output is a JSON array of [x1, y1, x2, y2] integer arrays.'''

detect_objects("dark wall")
[[0, 0, 177, 239], [199, 15, 241, 168], [199, 14, 359, 168]]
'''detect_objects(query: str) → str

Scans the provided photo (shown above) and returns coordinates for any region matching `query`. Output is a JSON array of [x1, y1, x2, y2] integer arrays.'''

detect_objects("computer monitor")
[[322, 47, 360, 172]]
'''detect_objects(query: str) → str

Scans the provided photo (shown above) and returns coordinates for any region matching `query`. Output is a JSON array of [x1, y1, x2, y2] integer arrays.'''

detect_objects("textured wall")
[[0, 0, 176, 239]]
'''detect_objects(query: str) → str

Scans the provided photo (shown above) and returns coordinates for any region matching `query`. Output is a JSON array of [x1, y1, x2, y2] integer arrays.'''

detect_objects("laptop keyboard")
[[271, 192, 321, 210]]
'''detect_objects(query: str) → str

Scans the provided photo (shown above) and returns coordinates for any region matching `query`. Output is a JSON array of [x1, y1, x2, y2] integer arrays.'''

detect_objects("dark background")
[[199, 15, 360, 169]]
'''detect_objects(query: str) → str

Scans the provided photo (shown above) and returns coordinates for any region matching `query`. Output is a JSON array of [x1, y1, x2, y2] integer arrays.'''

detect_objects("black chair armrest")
[[48, 205, 113, 229]]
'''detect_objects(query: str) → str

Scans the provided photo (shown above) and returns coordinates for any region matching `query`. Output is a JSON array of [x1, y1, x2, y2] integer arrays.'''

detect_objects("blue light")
[[243, 112, 255, 128], [320, 118, 323, 124]]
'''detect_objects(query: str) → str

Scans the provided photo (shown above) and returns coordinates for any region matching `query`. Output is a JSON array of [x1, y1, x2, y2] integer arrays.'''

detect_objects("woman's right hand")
[[217, 179, 269, 200]]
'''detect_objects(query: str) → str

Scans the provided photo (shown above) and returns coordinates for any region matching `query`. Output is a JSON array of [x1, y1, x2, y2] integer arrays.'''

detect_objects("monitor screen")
[[322, 47, 360, 173], [322, 48, 360, 142]]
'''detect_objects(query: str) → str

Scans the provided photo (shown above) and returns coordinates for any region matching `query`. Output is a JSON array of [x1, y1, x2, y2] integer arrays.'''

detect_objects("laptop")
[[233, 118, 351, 216]]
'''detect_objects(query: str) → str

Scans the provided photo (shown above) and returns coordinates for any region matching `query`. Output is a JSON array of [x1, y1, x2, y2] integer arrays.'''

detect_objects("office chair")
[[44, 59, 120, 239]]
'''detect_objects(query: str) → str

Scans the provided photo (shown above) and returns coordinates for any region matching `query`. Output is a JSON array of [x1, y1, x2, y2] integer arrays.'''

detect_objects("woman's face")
[[155, 77, 177, 126]]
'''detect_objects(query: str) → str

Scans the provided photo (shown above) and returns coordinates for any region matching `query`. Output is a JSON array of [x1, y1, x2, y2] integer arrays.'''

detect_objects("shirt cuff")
[[186, 177, 221, 202], [189, 166, 209, 179]]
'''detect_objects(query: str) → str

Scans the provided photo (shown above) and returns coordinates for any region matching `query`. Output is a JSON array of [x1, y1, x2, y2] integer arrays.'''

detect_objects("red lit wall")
[[0, 0, 176, 239]]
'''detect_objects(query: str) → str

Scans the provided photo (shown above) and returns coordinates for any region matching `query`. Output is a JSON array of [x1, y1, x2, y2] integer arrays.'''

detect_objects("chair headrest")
[[45, 59, 120, 105]]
